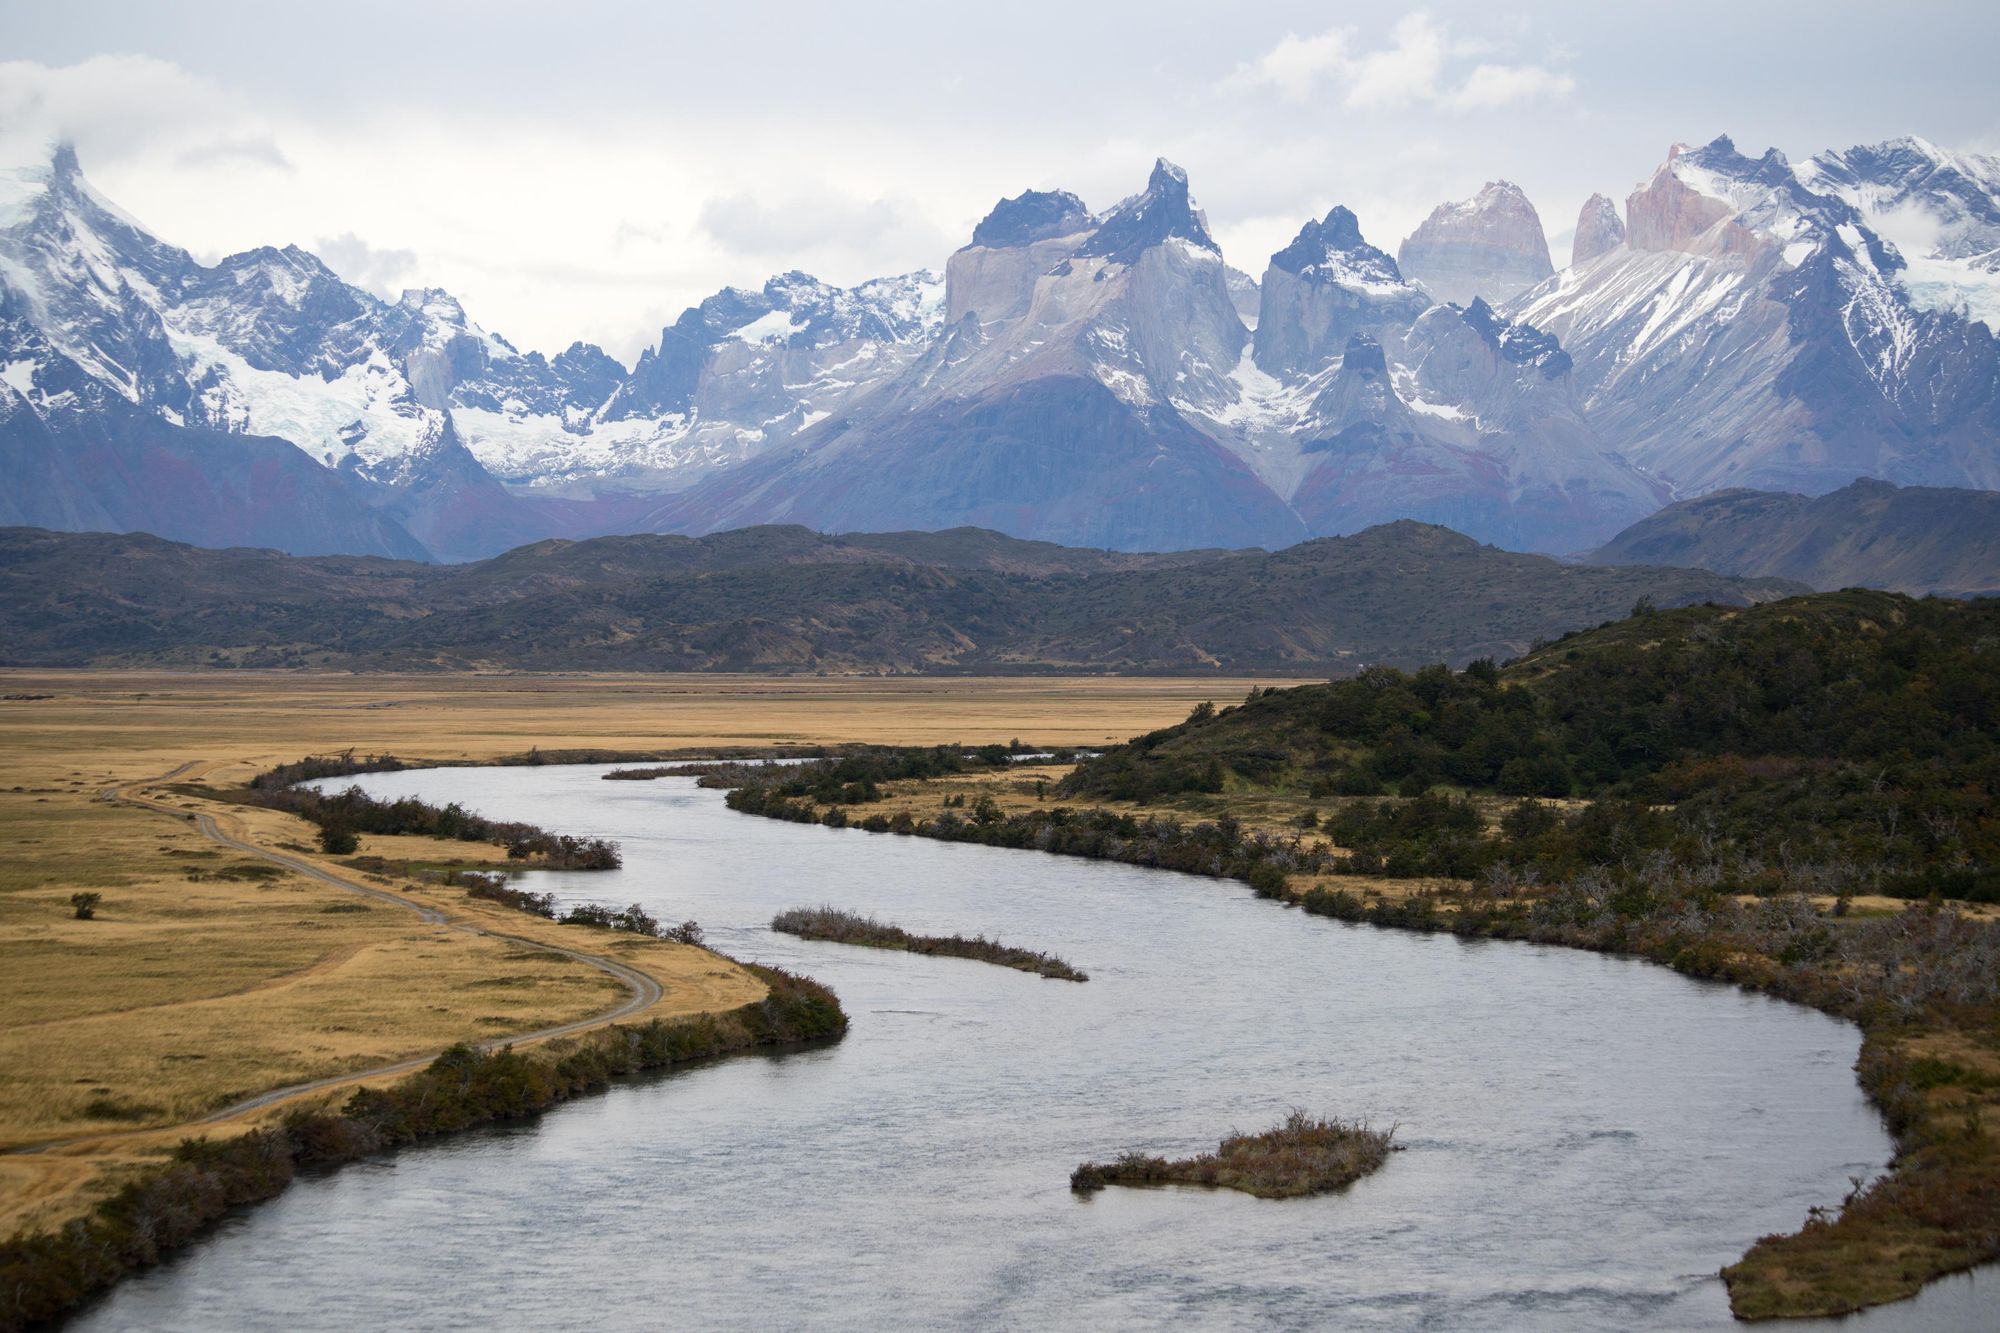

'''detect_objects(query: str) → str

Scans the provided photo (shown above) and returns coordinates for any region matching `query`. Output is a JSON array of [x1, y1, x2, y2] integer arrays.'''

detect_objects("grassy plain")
[[0, 670, 1289, 1239]]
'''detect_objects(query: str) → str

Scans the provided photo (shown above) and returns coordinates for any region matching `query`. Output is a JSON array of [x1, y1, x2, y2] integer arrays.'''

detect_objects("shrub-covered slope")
[[1063, 590, 2000, 897], [0, 521, 1798, 672]]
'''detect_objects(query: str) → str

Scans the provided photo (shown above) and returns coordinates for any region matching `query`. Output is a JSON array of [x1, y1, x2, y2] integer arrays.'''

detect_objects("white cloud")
[[696, 188, 950, 270], [176, 136, 292, 171], [1227, 28, 1352, 104], [315, 231, 419, 296], [0, 55, 246, 164], [1344, 15, 1448, 110], [1442, 64, 1577, 113], [1224, 13, 1572, 115]]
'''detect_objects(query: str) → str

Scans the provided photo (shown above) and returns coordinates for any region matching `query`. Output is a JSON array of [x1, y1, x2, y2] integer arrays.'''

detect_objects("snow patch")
[[729, 309, 805, 344], [0, 358, 35, 398]]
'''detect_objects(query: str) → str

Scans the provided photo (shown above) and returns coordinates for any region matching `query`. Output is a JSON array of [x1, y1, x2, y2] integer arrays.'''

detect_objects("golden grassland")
[[0, 670, 1286, 1240]]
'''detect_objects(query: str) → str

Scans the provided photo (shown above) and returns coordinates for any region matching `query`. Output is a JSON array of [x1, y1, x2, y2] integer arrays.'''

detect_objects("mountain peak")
[[1460, 299, 1571, 376], [1398, 180, 1554, 307], [1269, 206, 1405, 289], [1074, 158, 1219, 263], [1572, 193, 1626, 266], [398, 286, 467, 317], [968, 188, 1092, 249], [1340, 331, 1388, 377]]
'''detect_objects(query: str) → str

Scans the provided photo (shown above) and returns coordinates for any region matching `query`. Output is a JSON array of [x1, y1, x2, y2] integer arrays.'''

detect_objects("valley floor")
[[0, 671, 1276, 1245]]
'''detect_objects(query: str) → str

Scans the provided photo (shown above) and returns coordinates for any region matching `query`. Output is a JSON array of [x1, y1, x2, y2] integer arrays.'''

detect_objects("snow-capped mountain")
[[0, 303, 430, 559], [1798, 136, 2000, 330], [476, 267, 943, 491], [641, 164, 1661, 553], [3, 134, 1996, 563], [1202, 204, 1659, 549], [636, 160, 1306, 552], [1513, 135, 2000, 496], [0, 142, 947, 557], [1397, 181, 1555, 309]]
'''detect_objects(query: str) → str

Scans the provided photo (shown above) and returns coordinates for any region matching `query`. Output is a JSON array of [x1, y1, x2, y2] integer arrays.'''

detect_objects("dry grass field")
[[0, 670, 1291, 1239]]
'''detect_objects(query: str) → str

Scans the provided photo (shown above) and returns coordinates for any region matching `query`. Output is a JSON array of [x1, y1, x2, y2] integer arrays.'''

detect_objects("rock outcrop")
[[1571, 193, 1626, 266], [1253, 207, 1430, 377], [1397, 181, 1555, 307]]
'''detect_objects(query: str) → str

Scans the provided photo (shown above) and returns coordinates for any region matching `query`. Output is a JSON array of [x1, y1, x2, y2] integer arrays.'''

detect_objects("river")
[[73, 764, 1980, 1330]]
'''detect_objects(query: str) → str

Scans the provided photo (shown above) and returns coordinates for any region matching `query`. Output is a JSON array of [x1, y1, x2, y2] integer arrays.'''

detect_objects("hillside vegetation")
[[0, 521, 1798, 673], [1064, 591, 2000, 901]]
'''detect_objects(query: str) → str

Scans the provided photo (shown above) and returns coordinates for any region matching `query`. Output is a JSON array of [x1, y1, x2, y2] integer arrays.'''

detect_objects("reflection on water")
[[74, 765, 1940, 1330]]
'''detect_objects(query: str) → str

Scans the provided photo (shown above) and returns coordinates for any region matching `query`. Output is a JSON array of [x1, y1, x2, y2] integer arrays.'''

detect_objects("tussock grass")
[[1071, 1110, 1396, 1198], [772, 905, 1086, 981]]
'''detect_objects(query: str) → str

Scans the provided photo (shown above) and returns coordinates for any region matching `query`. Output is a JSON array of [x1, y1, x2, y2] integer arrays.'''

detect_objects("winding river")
[[71, 765, 1980, 1329]]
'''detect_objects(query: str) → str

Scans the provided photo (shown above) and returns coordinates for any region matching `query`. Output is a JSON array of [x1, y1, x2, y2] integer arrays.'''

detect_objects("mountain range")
[[2, 134, 1997, 562], [1593, 477, 2000, 596], [0, 521, 1799, 673]]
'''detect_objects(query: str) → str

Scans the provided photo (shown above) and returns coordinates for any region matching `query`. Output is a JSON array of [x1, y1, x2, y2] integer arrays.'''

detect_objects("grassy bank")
[[1072, 1110, 1394, 1198], [0, 964, 844, 1332], [771, 905, 1087, 981]]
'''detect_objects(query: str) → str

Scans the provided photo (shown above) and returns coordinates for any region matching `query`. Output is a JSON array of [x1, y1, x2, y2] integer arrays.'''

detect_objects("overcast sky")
[[5, 1, 1996, 362]]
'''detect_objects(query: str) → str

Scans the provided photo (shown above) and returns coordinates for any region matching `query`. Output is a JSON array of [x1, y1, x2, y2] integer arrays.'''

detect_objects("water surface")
[[79, 765, 1911, 1330]]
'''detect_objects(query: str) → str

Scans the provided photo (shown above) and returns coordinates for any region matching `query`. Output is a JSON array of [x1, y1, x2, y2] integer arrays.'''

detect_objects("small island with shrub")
[[1071, 1110, 1396, 1199], [771, 905, 1087, 981]]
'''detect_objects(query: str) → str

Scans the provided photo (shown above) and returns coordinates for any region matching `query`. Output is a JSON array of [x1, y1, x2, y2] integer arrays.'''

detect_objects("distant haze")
[[5, 1, 1996, 361]]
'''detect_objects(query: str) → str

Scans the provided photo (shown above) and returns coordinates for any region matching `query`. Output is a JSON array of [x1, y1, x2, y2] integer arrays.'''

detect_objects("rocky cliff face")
[[1253, 207, 1430, 377], [1571, 194, 1626, 266], [1397, 181, 1555, 307], [1282, 303, 1663, 550]]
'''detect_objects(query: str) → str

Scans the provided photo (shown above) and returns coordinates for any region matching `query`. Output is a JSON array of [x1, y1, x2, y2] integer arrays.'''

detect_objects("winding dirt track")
[[5, 763, 667, 1156]]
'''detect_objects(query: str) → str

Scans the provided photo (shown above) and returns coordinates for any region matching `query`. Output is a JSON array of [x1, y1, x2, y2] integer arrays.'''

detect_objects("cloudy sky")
[[6, 1, 1996, 361]]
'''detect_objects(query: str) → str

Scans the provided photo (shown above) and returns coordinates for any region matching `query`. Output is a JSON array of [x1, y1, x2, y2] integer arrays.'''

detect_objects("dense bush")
[[250, 751, 406, 791], [716, 746, 1026, 809], [560, 902, 665, 936], [254, 778, 621, 870], [727, 781, 1330, 893], [1057, 593, 2000, 904], [459, 873, 557, 919], [772, 905, 1086, 981], [1072, 1109, 1395, 1199]]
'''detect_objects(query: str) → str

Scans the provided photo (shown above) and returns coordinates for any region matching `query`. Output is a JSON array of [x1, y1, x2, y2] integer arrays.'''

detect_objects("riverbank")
[[0, 963, 845, 1331], [715, 762, 2000, 1321]]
